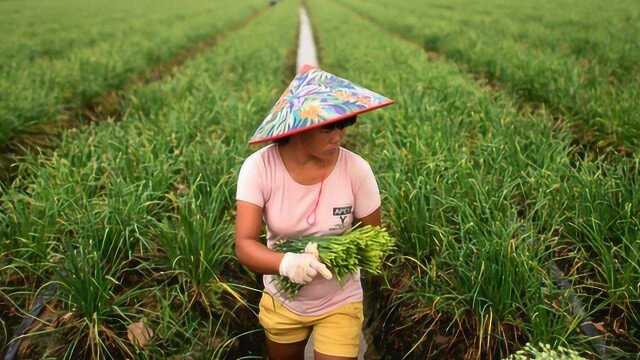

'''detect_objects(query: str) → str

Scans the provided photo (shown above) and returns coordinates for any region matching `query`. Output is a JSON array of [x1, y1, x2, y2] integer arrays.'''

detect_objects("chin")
[[324, 146, 339, 154]]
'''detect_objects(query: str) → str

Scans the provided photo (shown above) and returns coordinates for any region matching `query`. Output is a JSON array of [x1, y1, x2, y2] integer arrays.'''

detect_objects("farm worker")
[[235, 64, 394, 360]]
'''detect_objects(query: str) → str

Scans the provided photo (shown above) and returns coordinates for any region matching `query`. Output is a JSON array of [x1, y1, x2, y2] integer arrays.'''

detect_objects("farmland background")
[[1, 0, 638, 359]]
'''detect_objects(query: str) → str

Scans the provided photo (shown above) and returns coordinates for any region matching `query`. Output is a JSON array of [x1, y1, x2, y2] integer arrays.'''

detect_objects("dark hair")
[[321, 116, 357, 130], [274, 116, 357, 146], [275, 136, 290, 145]]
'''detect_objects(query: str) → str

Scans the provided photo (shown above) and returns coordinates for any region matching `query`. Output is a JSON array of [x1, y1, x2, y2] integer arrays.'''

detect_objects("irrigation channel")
[[296, 4, 372, 358]]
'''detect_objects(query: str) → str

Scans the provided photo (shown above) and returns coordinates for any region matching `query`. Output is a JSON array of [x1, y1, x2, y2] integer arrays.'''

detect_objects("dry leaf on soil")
[[127, 321, 154, 347]]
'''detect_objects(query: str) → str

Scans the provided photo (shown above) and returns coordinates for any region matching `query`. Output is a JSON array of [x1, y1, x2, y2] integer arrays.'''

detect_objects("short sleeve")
[[236, 155, 265, 208], [353, 159, 381, 219]]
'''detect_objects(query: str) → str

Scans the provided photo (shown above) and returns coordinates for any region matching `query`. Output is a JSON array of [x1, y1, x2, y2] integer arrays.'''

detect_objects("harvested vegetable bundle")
[[272, 225, 395, 298]]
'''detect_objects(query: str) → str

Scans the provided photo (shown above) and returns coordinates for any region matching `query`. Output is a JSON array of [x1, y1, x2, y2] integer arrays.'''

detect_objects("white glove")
[[278, 242, 333, 284], [303, 242, 320, 257]]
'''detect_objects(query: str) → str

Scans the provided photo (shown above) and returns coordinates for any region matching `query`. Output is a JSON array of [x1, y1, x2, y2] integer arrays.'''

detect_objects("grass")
[[307, 0, 639, 357], [0, 0, 266, 146], [336, 0, 640, 153], [1, 0, 638, 358], [0, 0, 299, 357]]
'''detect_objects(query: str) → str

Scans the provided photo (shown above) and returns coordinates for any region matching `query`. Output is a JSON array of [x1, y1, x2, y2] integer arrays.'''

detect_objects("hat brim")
[[248, 98, 394, 145]]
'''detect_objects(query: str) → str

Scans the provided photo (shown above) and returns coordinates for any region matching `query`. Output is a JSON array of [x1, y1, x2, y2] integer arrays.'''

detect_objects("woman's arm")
[[235, 200, 283, 275], [235, 200, 332, 283]]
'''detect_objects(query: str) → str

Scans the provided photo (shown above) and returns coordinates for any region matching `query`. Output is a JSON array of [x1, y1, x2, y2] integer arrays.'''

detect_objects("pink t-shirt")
[[236, 144, 381, 316]]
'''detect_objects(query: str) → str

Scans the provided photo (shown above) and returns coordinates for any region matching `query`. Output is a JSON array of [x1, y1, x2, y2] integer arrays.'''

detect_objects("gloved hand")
[[278, 242, 333, 284]]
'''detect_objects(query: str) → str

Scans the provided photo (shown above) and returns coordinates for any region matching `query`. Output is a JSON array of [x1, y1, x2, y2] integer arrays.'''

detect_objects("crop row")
[[0, 0, 265, 146], [385, 0, 640, 78], [2, 0, 638, 358], [308, 0, 639, 357], [336, 0, 640, 154], [0, 0, 297, 357], [0, 0, 238, 69]]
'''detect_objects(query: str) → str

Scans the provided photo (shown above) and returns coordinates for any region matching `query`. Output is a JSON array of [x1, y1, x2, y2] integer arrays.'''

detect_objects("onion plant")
[[157, 179, 234, 310], [0, 0, 267, 146], [272, 225, 395, 297], [338, 0, 640, 152], [307, 0, 636, 357], [0, 0, 298, 357]]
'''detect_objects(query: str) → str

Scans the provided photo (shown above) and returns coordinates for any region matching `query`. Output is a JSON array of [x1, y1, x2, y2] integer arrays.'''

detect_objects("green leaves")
[[158, 179, 234, 301], [309, 0, 639, 356], [0, 0, 299, 357], [0, 0, 267, 146], [272, 225, 396, 297]]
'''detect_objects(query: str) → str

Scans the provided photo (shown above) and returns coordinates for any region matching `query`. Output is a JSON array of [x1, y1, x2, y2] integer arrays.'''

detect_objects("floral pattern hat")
[[249, 65, 394, 144]]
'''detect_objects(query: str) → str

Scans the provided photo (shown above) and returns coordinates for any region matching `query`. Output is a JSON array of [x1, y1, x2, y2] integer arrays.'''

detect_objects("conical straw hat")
[[249, 65, 394, 144]]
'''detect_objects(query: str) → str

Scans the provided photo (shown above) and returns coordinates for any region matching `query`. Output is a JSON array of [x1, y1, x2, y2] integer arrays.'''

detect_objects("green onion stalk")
[[271, 225, 395, 298]]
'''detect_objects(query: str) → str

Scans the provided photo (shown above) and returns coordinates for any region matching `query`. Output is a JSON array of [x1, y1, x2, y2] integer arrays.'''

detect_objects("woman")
[[235, 66, 393, 360]]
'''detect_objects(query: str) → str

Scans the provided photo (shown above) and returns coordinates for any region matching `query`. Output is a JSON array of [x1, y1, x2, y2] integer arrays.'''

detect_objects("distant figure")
[[269, 0, 277, 6]]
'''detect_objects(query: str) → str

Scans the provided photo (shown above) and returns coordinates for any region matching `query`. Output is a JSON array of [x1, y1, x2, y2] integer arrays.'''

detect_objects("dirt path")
[[297, 6, 319, 72], [295, 5, 372, 359]]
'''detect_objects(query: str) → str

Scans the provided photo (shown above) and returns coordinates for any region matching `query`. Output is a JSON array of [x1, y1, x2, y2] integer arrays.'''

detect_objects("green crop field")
[[336, 0, 640, 154], [0, 0, 638, 358], [0, 0, 265, 148]]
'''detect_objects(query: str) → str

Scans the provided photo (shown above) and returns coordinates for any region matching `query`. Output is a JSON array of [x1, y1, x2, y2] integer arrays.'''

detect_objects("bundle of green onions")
[[272, 225, 395, 298]]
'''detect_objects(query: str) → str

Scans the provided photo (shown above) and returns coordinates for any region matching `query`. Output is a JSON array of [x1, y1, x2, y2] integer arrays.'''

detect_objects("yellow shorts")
[[258, 292, 364, 357]]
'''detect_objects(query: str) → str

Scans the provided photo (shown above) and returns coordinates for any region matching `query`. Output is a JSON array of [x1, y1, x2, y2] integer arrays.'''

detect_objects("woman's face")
[[296, 126, 346, 159]]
